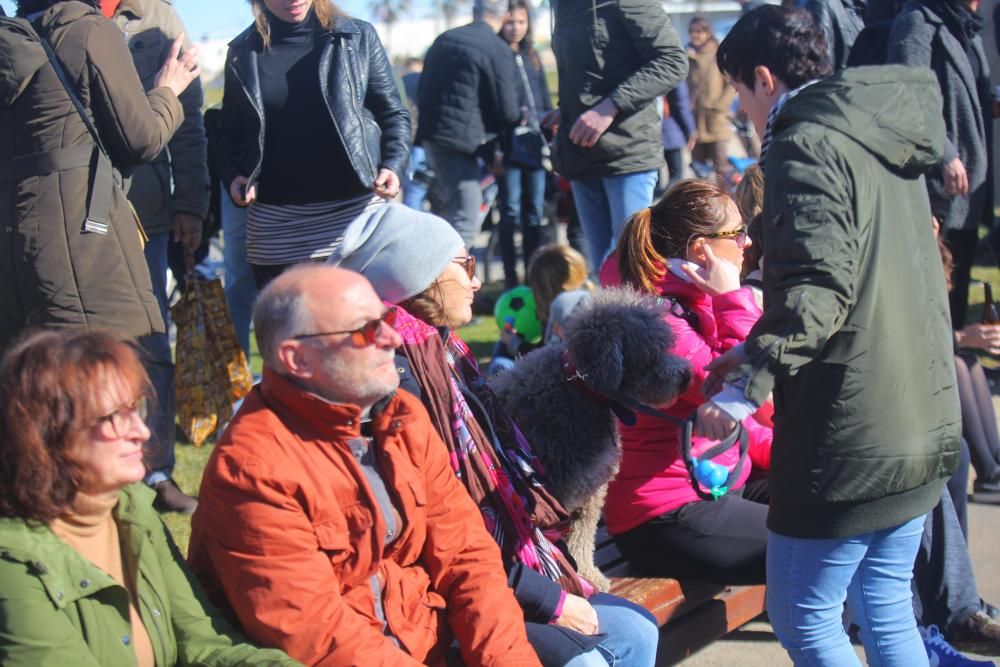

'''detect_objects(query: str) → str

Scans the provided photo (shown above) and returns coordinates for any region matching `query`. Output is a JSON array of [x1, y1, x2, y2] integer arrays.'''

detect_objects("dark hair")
[[0, 330, 151, 524], [717, 5, 832, 90], [500, 0, 542, 69], [742, 213, 765, 279], [16, 0, 99, 16], [616, 179, 733, 295]]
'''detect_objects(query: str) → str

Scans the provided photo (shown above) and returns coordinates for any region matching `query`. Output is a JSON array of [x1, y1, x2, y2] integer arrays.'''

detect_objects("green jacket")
[[549, 0, 687, 179], [738, 66, 961, 538], [0, 484, 300, 667]]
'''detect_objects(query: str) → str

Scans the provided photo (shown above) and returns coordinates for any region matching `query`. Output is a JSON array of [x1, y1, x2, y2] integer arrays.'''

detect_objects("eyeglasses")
[[292, 307, 398, 347], [701, 225, 748, 243], [96, 396, 148, 438], [454, 255, 476, 279]]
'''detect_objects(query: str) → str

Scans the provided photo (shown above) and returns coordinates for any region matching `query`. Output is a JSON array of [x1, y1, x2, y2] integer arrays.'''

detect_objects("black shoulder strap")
[[34, 26, 109, 156], [32, 21, 117, 232]]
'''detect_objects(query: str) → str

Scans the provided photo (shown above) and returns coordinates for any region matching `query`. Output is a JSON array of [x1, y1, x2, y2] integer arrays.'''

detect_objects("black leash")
[[562, 351, 749, 501]]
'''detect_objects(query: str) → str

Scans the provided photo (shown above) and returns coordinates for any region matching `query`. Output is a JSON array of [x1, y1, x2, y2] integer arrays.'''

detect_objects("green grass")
[[163, 283, 505, 553]]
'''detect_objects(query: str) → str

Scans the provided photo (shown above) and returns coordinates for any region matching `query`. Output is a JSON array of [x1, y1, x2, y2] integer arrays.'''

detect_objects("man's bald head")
[[253, 265, 375, 371]]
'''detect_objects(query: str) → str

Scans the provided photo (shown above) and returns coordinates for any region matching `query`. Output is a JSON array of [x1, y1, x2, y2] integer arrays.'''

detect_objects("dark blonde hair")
[[616, 179, 732, 295], [251, 0, 342, 49], [526, 244, 592, 324], [0, 330, 151, 524]]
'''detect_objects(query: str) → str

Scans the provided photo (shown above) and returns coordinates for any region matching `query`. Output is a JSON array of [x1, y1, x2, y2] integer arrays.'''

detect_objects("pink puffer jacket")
[[601, 259, 773, 535]]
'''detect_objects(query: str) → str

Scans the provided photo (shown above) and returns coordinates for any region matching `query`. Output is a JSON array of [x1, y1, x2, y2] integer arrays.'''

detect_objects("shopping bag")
[[171, 249, 253, 445]]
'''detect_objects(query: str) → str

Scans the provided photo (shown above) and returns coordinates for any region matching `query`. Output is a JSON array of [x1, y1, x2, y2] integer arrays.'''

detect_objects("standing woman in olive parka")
[[0, 0, 200, 352], [220, 0, 410, 289]]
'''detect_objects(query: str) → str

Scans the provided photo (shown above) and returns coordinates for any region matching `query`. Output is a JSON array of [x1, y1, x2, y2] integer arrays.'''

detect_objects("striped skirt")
[[246, 193, 383, 266]]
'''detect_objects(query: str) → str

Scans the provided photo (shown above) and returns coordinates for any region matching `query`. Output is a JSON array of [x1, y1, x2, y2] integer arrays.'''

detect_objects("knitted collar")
[[758, 79, 820, 167]]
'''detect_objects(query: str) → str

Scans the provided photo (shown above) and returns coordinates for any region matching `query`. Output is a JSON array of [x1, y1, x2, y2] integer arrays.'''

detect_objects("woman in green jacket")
[[0, 329, 301, 667]]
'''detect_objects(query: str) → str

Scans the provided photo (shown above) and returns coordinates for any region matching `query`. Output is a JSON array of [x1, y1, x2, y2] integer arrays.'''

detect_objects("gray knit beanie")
[[330, 202, 465, 305]]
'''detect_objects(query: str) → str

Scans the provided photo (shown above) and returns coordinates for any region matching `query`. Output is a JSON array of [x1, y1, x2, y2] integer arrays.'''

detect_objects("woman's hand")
[[943, 157, 969, 196], [695, 401, 739, 441], [957, 323, 1000, 355], [554, 594, 599, 635], [229, 176, 256, 207], [540, 109, 561, 134], [374, 168, 400, 198], [681, 245, 742, 296], [154, 35, 201, 98]]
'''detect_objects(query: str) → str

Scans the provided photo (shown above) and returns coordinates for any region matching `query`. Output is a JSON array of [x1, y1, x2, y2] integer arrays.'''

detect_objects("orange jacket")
[[188, 370, 539, 667]]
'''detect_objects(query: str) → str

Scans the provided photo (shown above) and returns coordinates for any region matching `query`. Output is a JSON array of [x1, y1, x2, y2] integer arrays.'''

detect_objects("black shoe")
[[152, 479, 198, 515], [947, 611, 1000, 656], [974, 475, 1000, 494]]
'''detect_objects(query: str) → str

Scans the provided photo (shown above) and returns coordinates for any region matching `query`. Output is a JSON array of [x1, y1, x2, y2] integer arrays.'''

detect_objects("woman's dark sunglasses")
[[454, 255, 476, 279], [701, 225, 748, 242], [293, 307, 398, 347]]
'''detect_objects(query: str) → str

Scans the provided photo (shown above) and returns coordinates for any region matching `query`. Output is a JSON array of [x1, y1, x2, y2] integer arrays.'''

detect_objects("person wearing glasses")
[[331, 202, 659, 667], [0, 329, 300, 667], [596, 179, 774, 585], [187, 262, 539, 666]]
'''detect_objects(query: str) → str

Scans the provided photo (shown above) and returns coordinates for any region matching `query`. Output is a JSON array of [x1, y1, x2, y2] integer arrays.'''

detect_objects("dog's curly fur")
[[490, 287, 691, 589]]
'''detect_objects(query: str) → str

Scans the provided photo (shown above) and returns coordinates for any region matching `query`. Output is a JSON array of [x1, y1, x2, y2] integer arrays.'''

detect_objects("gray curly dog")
[[491, 286, 691, 590]]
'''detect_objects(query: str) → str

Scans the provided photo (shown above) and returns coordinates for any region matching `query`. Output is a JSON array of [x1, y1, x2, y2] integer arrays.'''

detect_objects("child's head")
[[527, 244, 592, 324], [735, 164, 765, 223], [616, 179, 748, 294]]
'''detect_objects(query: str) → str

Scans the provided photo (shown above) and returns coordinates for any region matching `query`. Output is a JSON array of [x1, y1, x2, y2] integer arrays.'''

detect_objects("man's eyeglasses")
[[701, 225, 748, 243], [292, 307, 398, 347], [96, 396, 148, 438], [454, 255, 476, 279]]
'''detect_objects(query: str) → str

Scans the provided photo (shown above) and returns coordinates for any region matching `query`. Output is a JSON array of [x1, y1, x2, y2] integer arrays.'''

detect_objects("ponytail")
[[616, 208, 666, 295]]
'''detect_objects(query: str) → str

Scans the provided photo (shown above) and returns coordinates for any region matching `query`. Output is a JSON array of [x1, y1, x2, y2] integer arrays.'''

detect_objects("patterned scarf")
[[758, 79, 820, 167], [394, 307, 586, 595]]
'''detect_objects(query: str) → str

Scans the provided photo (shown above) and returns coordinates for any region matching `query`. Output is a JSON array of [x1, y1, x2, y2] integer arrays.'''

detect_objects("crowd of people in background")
[[3, 0, 1000, 665]]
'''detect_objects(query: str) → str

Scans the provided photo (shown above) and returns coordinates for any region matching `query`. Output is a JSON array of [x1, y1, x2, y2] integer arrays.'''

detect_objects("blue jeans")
[[564, 592, 659, 667], [221, 183, 257, 355], [570, 170, 658, 272], [767, 516, 928, 667], [403, 144, 430, 211], [424, 140, 483, 248], [498, 166, 547, 287], [141, 231, 176, 484]]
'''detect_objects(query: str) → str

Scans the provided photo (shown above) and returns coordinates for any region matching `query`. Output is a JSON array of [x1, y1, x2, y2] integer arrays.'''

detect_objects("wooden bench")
[[595, 526, 767, 665]]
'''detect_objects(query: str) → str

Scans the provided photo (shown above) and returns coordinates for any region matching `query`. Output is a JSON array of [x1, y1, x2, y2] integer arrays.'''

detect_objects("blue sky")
[[0, 1, 421, 40]]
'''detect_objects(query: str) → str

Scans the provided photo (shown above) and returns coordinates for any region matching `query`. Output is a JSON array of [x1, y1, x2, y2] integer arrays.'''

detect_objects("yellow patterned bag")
[[171, 251, 253, 445]]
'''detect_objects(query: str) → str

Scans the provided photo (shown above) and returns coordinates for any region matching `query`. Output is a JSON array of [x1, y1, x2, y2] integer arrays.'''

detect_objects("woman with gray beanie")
[[331, 202, 658, 667]]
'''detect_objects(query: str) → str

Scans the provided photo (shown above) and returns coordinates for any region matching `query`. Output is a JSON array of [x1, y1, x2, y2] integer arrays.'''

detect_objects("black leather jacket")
[[217, 16, 410, 197]]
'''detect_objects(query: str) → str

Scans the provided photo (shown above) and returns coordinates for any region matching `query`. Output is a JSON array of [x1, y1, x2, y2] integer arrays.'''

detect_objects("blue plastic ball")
[[694, 459, 729, 489]]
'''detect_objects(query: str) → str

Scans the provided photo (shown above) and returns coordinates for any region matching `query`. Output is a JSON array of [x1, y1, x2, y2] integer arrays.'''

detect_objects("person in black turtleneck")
[[889, 0, 994, 331], [217, 0, 410, 289]]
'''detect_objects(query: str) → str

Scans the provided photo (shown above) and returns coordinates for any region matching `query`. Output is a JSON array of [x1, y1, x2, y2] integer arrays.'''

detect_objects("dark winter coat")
[[416, 20, 521, 155], [0, 1, 183, 350], [797, 0, 867, 70], [734, 66, 961, 538], [218, 15, 410, 197], [888, 1, 991, 231], [662, 80, 696, 151], [549, 0, 688, 179], [111, 0, 210, 236]]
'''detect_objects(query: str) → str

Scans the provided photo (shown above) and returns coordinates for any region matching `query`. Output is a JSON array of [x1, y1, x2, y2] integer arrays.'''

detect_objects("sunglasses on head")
[[293, 307, 398, 347], [453, 255, 476, 279]]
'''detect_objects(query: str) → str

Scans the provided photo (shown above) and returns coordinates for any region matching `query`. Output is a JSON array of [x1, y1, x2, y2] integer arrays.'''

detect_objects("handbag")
[[507, 53, 552, 172], [171, 249, 254, 445]]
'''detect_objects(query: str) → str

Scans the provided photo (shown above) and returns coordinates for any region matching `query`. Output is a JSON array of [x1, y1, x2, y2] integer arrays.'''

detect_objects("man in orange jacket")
[[188, 264, 540, 666]]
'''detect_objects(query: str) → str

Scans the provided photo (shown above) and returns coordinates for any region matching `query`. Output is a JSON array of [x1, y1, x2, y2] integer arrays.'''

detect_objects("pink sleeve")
[[712, 288, 763, 350]]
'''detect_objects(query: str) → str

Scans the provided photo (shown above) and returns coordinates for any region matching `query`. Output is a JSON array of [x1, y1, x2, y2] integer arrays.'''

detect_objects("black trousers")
[[613, 478, 769, 585]]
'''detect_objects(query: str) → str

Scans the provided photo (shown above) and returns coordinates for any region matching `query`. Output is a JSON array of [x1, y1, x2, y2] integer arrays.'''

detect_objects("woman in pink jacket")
[[601, 179, 772, 584]]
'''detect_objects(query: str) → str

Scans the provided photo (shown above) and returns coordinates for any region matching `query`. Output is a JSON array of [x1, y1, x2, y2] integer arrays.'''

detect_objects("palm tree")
[[370, 0, 411, 52]]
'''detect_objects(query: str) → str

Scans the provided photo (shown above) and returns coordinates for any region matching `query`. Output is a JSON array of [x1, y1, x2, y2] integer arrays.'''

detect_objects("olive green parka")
[[0, 484, 301, 666]]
